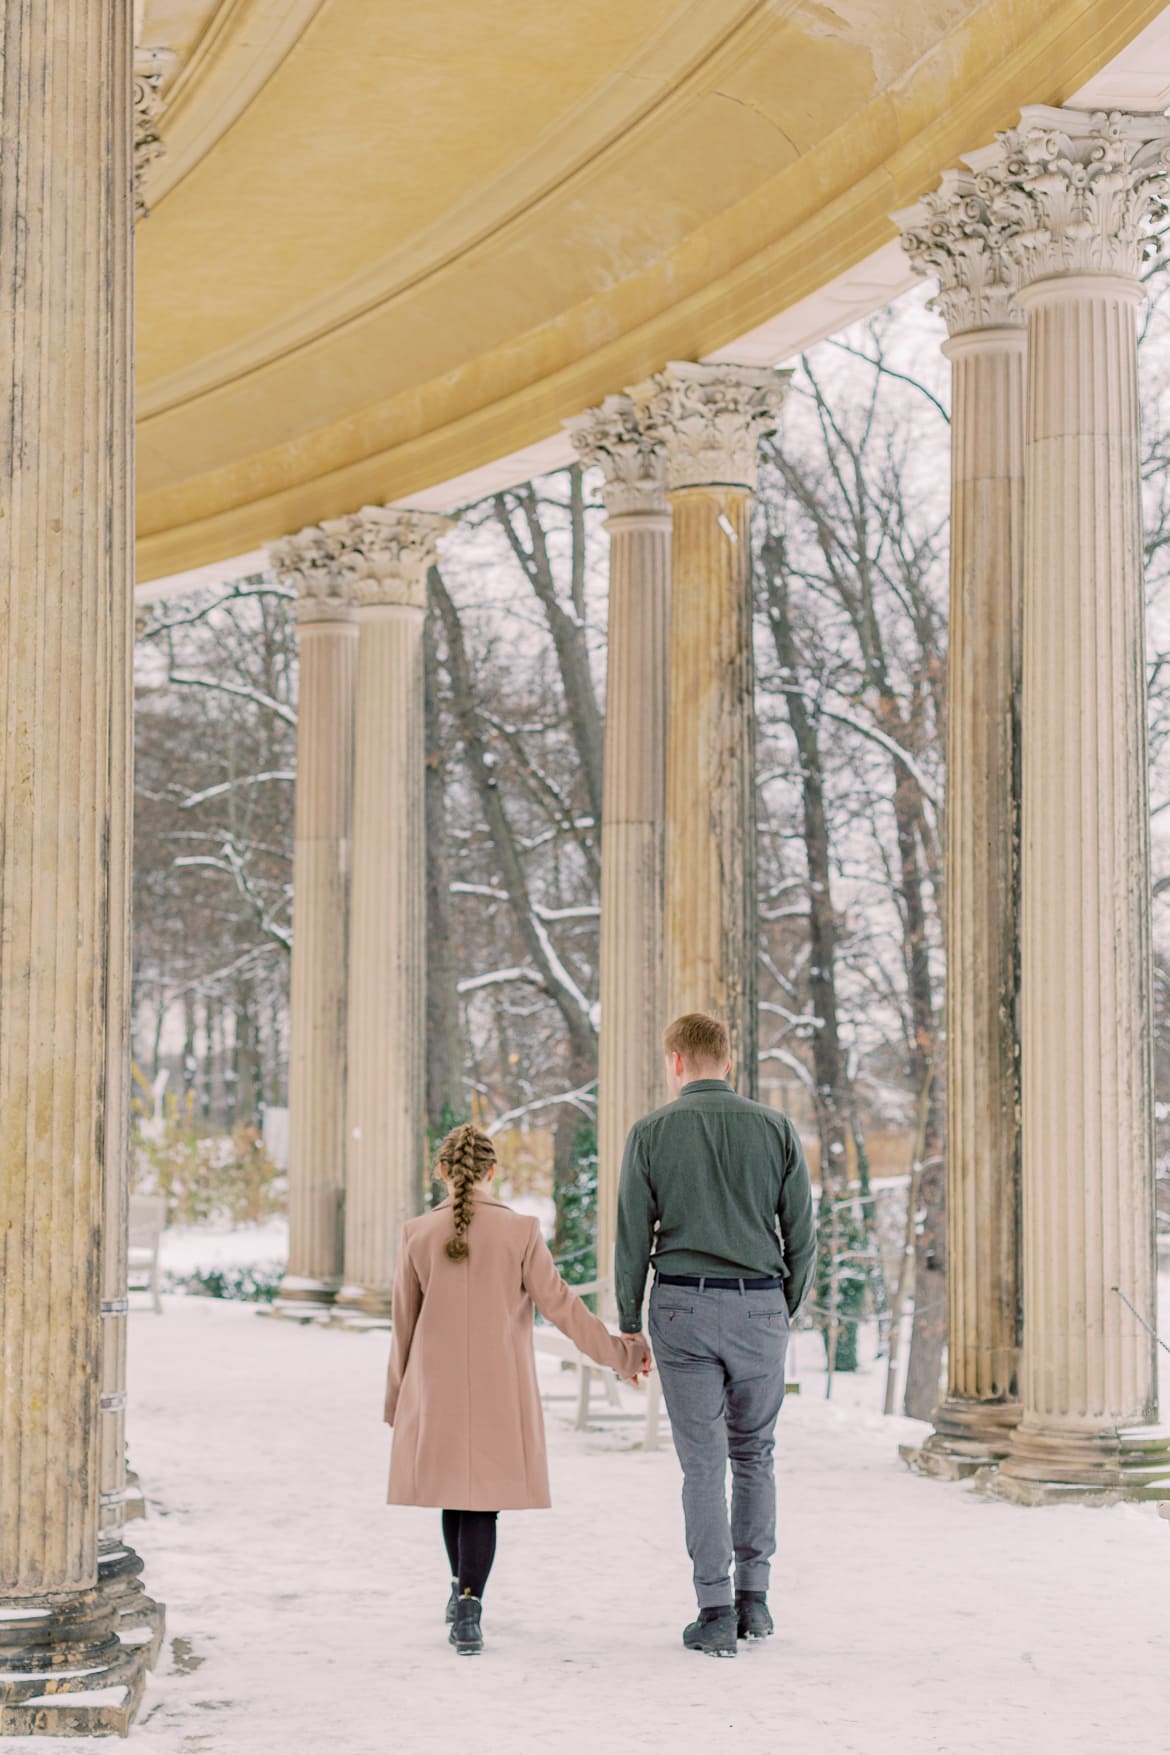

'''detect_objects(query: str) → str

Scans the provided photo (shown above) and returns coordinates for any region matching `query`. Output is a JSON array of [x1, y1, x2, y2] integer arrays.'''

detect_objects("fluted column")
[[567, 398, 671, 1296], [983, 107, 1170, 1500], [0, 0, 161, 1733], [335, 510, 450, 1322], [266, 532, 358, 1313], [641, 364, 789, 1096], [895, 175, 1025, 1475]]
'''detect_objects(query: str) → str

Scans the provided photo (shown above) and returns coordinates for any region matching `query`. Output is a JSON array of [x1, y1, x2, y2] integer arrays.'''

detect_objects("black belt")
[[655, 1273, 783, 1291]]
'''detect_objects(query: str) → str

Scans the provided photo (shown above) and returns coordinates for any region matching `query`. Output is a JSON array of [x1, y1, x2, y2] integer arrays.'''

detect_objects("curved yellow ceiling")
[[136, 0, 1166, 580]]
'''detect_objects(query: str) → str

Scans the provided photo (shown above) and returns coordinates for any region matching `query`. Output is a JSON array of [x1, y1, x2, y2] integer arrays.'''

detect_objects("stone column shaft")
[[642, 363, 790, 1096], [268, 534, 358, 1312], [336, 510, 447, 1321], [567, 398, 671, 1297], [895, 176, 1026, 1473], [0, 0, 161, 1730], [942, 328, 1024, 1426], [1013, 271, 1156, 1458], [978, 106, 1170, 1499], [663, 485, 758, 1087]]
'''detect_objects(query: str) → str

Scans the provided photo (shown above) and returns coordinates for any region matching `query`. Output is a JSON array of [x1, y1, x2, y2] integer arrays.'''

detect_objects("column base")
[[268, 1273, 341, 1320], [329, 1285, 393, 1329], [0, 1546, 164, 1738], [974, 1420, 1170, 1505], [900, 1395, 1020, 1480]]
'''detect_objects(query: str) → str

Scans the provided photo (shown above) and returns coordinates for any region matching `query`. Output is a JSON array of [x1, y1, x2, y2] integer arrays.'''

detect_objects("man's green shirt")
[[614, 1078, 817, 1334]]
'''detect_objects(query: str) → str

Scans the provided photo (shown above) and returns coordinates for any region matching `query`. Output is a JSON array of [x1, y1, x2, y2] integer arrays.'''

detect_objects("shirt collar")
[[680, 1078, 733, 1094]]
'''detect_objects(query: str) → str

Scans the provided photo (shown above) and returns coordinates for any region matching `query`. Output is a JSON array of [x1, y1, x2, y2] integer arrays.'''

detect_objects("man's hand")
[[619, 1331, 653, 1386]]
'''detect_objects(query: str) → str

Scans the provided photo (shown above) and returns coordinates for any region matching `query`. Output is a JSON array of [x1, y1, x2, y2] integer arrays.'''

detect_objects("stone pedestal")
[[267, 531, 358, 1315], [334, 510, 449, 1323], [895, 175, 1025, 1476], [567, 398, 671, 1297], [977, 108, 1170, 1502], [0, 0, 161, 1731], [641, 364, 790, 1097]]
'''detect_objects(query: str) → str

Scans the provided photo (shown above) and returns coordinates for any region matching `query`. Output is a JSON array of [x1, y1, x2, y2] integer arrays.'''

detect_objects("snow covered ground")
[[26, 1266, 1159, 1755]]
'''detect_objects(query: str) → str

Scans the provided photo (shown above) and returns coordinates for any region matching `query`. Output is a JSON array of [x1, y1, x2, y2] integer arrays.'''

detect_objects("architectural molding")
[[133, 47, 173, 221], [894, 168, 1024, 336], [970, 106, 1170, 285], [639, 362, 791, 493], [565, 394, 667, 519]]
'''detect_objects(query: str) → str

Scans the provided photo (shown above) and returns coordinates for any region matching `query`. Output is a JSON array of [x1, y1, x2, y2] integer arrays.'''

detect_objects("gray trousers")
[[648, 1280, 789, 1610]]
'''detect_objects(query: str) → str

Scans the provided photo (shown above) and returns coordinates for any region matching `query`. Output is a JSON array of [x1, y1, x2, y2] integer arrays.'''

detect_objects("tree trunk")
[[762, 546, 860, 1370], [423, 587, 464, 1137]]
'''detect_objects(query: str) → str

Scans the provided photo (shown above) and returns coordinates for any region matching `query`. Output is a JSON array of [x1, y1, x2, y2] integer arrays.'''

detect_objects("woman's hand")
[[619, 1332, 654, 1386]]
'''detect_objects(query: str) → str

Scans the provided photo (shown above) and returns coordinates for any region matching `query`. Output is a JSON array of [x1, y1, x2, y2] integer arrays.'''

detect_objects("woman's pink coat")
[[384, 1187, 641, 1510]]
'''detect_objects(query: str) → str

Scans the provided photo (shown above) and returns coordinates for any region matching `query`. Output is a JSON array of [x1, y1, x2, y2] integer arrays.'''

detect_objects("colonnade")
[[897, 107, 1170, 1497], [267, 512, 448, 1322], [272, 104, 1170, 1503], [4, 75, 1170, 1738]]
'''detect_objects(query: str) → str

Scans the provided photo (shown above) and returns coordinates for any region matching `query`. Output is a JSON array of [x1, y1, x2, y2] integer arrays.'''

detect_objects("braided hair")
[[436, 1123, 496, 1261]]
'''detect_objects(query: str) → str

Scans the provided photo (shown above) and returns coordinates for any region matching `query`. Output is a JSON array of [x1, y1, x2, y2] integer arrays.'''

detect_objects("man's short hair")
[[663, 1012, 730, 1067]]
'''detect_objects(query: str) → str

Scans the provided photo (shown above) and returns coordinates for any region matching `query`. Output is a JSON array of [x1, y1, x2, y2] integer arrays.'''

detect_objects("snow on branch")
[[450, 882, 598, 925], [168, 671, 297, 727], [778, 683, 939, 810], [174, 840, 292, 952], [758, 1047, 817, 1091], [179, 771, 295, 810], [531, 914, 592, 1022], [485, 1079, 598, 1137], [457, 967, 544, 995]]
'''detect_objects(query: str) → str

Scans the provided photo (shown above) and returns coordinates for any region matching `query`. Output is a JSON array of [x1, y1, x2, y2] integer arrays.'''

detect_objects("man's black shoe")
[[450, 1592, 484, 1654], [445, 1579, 459, 1625], [736, 1591, 774, 1641], [683, 1606, 737, 1659]]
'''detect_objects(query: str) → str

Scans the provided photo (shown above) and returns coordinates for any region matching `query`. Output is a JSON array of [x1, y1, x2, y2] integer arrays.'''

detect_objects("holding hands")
[[619, 1331, 654, 1387]]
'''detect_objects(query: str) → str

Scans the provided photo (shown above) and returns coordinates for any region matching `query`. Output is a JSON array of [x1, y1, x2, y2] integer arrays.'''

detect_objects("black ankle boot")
[[445, 1579, 459, 1625], [450, 1592, 484, 1655], [682, 1606, 737, 1659], [735, 1591, 773, 1641]]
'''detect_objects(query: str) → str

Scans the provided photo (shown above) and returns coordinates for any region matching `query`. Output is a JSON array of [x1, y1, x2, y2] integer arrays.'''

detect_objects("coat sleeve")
[[777, 1120, 817, 1317], [522, 1221, 642, 1377], [383, 1229, 422, 1426]]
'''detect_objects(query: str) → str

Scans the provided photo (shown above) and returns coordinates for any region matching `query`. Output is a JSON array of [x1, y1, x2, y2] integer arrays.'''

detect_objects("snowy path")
[[34, 1295, 1170, 1754]]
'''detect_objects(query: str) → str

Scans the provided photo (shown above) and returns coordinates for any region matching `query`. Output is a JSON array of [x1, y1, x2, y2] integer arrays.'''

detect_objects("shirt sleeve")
[[522, 1222, 642, 1376], [383, 1229, 422, 1426], [614, 1123, 656, 1333], [777, 1121, 817, 1317]]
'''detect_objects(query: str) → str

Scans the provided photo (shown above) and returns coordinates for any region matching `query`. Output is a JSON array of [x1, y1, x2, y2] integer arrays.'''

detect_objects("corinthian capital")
[[268, 524, 358, 626], [324, 507, 453, 610], [638, 362, 791, 493], [565, 395, 667, 518], [895, 168, 1024, 335], [270, 509, 452, 621], [970, 106, 1170, 285]]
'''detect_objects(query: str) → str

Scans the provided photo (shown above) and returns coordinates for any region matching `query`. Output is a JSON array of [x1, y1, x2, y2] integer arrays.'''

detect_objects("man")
[[615, 1011, 816, 1658]]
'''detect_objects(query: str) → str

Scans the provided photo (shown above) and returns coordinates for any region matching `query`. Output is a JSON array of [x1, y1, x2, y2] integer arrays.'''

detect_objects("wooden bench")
[[127, 1194, 166, 1315], [534, 1276, 664, 1450]]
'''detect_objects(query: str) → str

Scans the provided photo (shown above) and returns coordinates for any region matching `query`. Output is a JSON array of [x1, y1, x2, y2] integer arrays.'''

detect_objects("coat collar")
[[681, 1078, 733, 1094]]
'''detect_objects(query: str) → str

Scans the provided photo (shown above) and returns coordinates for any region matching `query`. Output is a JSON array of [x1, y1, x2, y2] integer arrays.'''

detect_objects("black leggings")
[[442, 1510, 498, 1599]]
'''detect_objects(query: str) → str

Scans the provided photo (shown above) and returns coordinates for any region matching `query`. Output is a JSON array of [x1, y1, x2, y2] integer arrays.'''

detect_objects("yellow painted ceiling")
[[136, 0, 1166, 580]]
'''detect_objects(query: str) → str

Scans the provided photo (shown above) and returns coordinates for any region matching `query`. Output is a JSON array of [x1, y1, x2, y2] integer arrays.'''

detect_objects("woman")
[[384, 1123, 650, 1655]]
